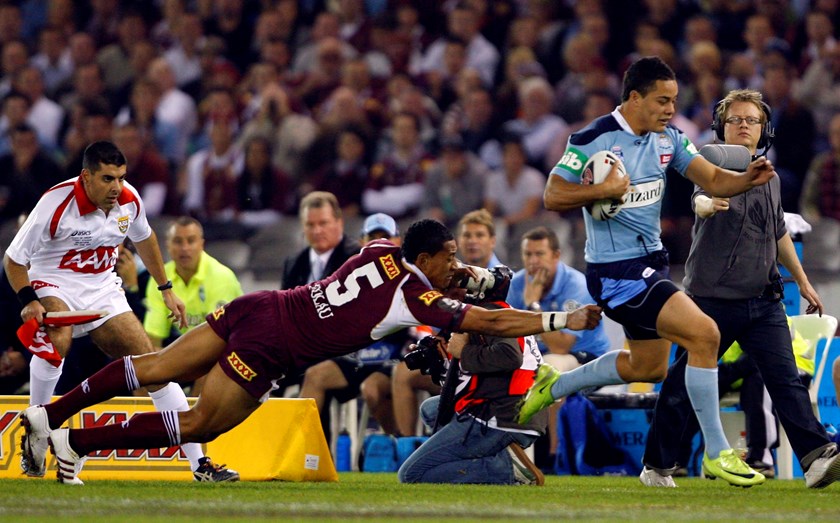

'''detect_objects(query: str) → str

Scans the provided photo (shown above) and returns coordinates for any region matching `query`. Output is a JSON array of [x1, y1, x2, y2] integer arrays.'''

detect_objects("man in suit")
[[281, 191, 360, 290]]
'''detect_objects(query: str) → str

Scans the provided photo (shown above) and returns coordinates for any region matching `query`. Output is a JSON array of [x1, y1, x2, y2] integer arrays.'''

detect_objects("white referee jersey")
[[6, 177, 152, 294]]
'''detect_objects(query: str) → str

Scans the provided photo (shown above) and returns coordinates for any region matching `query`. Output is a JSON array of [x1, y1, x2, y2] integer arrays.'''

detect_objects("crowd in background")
[[2, 0, 840, 266]]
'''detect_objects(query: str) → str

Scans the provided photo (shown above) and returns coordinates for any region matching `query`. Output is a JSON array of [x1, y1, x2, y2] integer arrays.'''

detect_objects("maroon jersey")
[[208, 240, 471, 399]]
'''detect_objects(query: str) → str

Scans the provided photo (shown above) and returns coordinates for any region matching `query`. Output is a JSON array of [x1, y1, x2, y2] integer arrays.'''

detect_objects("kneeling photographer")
[[398, 267, 548, 486]]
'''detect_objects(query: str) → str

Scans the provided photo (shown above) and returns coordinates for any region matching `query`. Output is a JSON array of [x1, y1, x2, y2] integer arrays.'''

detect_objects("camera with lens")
[[457, 265, 514, 303], [402, 335, 447, 382]]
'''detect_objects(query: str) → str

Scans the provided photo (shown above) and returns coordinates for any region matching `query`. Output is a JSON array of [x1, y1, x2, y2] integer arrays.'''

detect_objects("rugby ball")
[[581, 150, 627, 221]]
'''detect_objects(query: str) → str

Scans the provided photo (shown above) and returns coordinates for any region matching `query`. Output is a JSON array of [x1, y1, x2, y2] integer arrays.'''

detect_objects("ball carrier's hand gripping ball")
[[580, 150, 627, 221]]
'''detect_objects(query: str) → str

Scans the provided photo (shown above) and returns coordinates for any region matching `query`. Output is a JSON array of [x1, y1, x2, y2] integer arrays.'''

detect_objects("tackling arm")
[[459, 304, 601, 338]]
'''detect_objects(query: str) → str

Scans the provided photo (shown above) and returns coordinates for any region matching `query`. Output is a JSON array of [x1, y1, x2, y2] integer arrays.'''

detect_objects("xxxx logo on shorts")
[[378, 254, 400, 280], [117, 215, 129, 233], [418, 290, 442, 306], [227, 351, 257, 381]]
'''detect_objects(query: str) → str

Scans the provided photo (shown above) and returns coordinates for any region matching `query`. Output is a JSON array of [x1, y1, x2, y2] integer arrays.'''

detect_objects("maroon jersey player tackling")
[[20, 219, 602, 484]]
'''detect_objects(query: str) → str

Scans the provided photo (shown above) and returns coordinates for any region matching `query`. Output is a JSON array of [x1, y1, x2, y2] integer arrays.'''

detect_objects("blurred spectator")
[[202, 0, 252, 72], [546, 89, 618, 173], [336, 0, 371, 53], [441, 83, 499, 168], [151, 0, 186, 50], [763, 63, 816, 213], [292, 11, 357, 74], [63, 100, 113, 179], [421, 37, 467, 113], [235, 135, 294, 226], [0, 40, 29, 99], [0, 4, 23, 47], [301, 125, 370, 216], [385, 79, 441, 148], [799, 10, 836, 73], [97, 9, 147, 93], [13, 66, 64, 152], [115, 78, 183, 167], [164, 11, 205, 89], [495, 45, 547, 124], [796, 44, 840, 141], [31, 25, 73, 97], [338, 57, 386, 128], [238, 82, 318, 182], [112, 122, 170, 218], [501, 76, 568, 169], [422, 134, 489, 228], [801, 113, 840, 222], [364, 112, 433, 218], [554, 32, 619, 126], [457, 208, 503, 269], [148, 57, 198, 162], [183, 118, 243, 226], [417, 3, 500, 86], [296, 37, 347, 112], [484, 135, 545, 228], [0, 123, 63, 222], [58, 62, 113, 117], [84, 0, 120, 47], [0, 90, 31, 156]]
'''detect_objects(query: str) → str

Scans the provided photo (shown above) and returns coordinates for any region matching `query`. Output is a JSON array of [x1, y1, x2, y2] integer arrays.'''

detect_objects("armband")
[[541, 312, 567, 332], [157, 280, 173, 291], [17, 286, 40, 306]]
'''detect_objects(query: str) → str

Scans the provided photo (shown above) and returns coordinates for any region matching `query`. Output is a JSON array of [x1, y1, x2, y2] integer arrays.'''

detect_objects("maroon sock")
[[68, 411, 179, 457], [45, 357, 138, 429]]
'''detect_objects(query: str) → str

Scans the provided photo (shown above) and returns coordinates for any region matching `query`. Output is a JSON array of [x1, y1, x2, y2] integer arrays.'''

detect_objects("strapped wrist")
[[157, 280, 173, 291], [541, 312, 567, 332], [17, 286, 40, 307]]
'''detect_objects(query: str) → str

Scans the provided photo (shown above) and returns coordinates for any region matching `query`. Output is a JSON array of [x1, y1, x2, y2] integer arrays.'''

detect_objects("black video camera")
[[456, 265, 514, 304], [402, 335, 447, 383]]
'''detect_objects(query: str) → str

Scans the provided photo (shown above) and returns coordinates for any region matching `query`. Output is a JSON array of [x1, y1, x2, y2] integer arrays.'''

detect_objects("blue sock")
[[685, 365, 730, 458], [550, 350, 625, 398]]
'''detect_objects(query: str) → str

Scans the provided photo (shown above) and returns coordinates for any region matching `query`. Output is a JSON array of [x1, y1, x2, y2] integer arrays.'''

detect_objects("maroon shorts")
[[206, 291, 292, 400]]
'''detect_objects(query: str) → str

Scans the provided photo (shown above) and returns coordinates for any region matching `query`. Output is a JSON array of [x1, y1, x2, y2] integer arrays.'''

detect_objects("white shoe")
[[19, 405, 50, 477], [508, 443, 544, 486], [48, 429, 84, 485], [639, 466, 677, 487], [805, 445, 840, 489]]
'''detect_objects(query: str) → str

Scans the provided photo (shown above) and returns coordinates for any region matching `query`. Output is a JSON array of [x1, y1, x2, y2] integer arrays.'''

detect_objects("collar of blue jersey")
[[545, 261, 570, 301], [611, 106, 638, 136]]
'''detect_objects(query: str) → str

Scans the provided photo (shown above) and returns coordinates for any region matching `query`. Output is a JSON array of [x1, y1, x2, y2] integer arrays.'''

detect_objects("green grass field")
[[2, 473, 840, 522]]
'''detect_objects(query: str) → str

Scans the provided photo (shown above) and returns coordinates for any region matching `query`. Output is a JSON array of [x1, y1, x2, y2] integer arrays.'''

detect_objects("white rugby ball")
[[581, 150, 627, 221]]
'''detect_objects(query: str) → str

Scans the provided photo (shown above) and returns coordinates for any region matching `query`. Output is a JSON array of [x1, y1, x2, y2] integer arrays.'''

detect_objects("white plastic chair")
[[789, 314, 838, 404]]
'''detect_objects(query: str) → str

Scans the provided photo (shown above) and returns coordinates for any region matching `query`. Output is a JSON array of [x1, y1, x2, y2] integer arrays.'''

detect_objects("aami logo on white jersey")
[[58, 246, 119, 274]]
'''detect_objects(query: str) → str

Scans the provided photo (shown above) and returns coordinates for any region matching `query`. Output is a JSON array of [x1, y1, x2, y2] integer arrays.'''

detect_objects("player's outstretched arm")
[[459, 304, 602, 338], [687, 155, 776, 198]]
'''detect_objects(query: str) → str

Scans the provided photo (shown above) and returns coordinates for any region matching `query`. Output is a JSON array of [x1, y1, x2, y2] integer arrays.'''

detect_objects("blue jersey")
[[550, 108, 699, 263], [506, 262, 609, 357]]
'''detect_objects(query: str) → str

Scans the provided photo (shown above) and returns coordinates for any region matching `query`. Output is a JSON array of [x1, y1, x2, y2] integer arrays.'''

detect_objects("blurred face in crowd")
[[458, 223, 495, 267], [245, 138, 271, 173], [391, 114, 419, 150], [167, 222, 205, 273], [337, 130, 365, 163], [521, 238, 560, 280], [829, 114, 840, 155], [113, 125, 143, 165], [722, 100, 763, 154], [302, 204, 343, 254]]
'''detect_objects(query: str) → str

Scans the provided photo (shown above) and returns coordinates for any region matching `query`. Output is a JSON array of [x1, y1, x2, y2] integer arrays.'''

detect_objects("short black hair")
[[401, 219, 453, 264], [82, 141, 126, 173], [621, 56, 675, 102]]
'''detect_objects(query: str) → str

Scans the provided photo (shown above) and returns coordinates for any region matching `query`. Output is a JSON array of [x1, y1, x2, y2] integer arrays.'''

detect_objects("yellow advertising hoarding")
[[0, 396, 337, 482]]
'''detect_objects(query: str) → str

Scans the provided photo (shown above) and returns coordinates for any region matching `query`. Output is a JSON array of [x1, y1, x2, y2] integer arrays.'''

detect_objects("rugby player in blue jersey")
[[516, 56, 776, 487]]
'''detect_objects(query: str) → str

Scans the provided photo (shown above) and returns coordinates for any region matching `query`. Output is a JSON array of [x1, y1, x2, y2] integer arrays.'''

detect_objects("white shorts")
[[34, 279, 132, 338]]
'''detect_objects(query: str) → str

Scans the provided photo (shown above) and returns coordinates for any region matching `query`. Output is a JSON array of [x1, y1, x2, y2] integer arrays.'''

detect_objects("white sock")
[[148, 382, 204, 470], [29, 357, 64, 406]]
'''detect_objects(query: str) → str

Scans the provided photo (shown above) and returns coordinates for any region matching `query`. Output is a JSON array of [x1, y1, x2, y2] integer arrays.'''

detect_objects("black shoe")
[[193, 457, 240, 482]]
